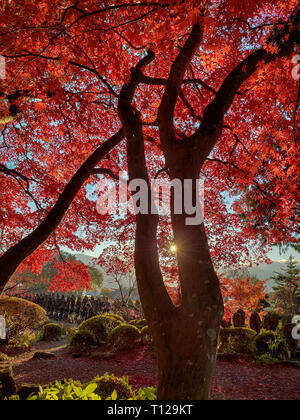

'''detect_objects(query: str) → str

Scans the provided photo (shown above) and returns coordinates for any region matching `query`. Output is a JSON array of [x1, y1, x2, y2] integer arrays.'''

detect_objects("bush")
[[218, 328, 257, 355], [97, 315, 123, 333], [70, 329, 97, 352], [255, 331, 286, 357], [79, 316, 107, 343], [25, 376, 155, 400], [27, 380, 102, 400], [66, 327, 79, 343], [42, 324, 62, 342], [129, 319, 147, 330], [255, 354, 279, 366], [0, 298, 47, 344], [106, 313, 125, 323], [140, 326, 153, 348], [91, 374, 134, 400], [107, 324, 140, 352]]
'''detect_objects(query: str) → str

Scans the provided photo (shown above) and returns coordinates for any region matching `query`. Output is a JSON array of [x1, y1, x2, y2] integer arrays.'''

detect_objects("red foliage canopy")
[[0, 0, 299, 292]]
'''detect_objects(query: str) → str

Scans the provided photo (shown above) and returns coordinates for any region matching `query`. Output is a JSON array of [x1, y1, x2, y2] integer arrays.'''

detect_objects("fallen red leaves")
[[11, 343, 300, 400]]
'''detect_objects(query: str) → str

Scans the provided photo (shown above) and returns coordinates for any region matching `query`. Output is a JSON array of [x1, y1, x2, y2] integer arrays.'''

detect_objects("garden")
[[0, 291, 300, 400]]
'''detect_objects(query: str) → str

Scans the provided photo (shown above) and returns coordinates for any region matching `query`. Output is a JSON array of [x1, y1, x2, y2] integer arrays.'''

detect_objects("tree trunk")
[[156, 321, 218, 400]]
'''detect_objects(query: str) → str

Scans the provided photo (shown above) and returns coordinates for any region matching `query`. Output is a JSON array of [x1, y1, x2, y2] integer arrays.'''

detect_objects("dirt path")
[[10, 340, 300, 400]]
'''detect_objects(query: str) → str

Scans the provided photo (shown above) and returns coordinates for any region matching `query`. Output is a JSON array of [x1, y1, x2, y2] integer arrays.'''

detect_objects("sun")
[[170, 245, 177, 253]]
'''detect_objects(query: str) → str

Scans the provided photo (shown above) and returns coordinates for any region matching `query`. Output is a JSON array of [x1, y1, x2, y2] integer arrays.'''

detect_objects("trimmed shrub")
[[70, 329, 97, 352], [140, 326, 153, 348], [79, 316, 107, 343], [129, 319, 147, 330], [256, 354, 279, 366], [97, 315, 123, 333], [218, 328, 257, 355], [255, 331, 286, 357], [91, 373, 134, 400], [0, 297, 47, 330], [42, 323, 62, 342], [107, 324, 140, 352], [66, 327, 79, 343], [106, 313, 125, 323]]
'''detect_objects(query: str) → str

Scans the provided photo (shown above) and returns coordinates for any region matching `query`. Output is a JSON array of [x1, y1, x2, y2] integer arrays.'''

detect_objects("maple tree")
[[221, 276, 267, 321], [0, 0, 299, 399]]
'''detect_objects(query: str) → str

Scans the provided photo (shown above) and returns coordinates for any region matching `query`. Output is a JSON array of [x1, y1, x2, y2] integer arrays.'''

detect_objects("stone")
[[89, 351, 117, 361], [31, 352, 56, 360]]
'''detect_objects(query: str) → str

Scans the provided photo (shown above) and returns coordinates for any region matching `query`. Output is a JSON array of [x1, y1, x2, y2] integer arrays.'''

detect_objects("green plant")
[[42, 323, 62, 342], [70, 329, 97, 352], [27, 380, 102, 400], [90, 374, 134, 400], [24, 376, 157, 400], [79, 316, 107, 343], [66, 327, 79, 343], [218, 328, 257, 355], [107, 324, 140, 352], [134, 387, 157, 400], [255, 354, 279, 366], [255, 331, 287, 358]]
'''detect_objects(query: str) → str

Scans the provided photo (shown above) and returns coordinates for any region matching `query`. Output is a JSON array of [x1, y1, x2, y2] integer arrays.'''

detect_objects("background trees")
[[271, 256, 300, 317]]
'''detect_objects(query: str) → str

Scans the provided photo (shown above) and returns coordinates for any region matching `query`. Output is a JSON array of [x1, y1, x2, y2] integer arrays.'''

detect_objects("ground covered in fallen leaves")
[[9, 339, 300, 400]]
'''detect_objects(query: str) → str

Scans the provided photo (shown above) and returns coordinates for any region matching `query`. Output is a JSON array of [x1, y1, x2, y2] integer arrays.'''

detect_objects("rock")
[[89, 351, 116, 361], [71, 352, 83, 359], [31, 352, 56, 360]]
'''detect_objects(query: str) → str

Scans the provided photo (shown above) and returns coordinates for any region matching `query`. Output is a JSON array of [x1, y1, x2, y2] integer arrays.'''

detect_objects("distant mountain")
[[248, 260, 299, 291], [74, 252, 299, 294]]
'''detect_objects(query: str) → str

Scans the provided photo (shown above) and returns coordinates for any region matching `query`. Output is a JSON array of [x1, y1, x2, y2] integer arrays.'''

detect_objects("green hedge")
[[219, 327, 257, 355], [107, 324, 140, 352], [42, 323, 62, 342], [70, 329, 97, 352], [255, 331, 287, 357], [79, 316, 107, 343]]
